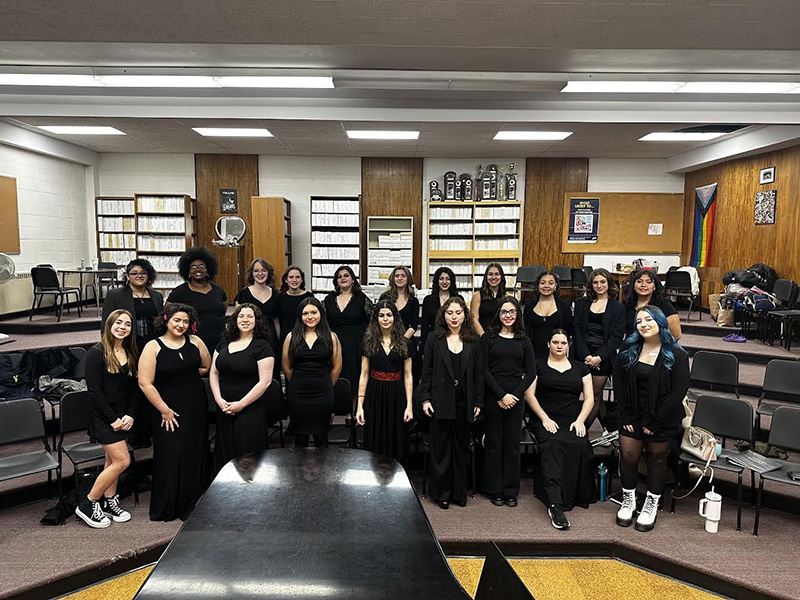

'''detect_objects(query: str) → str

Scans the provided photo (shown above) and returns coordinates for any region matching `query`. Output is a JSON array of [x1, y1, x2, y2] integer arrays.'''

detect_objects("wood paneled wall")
[[682, 146, 800, 306], [194, 155, 259, 301], [361, 158, 423, 283], [523, 158, 589, 269]]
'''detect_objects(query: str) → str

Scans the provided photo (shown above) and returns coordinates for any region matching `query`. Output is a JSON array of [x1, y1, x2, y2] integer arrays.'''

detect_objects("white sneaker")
[[103, 494, 131, 523], [635, 492, 660, 532], [616, 488, 636, 527], [76, 497, 111, 529]]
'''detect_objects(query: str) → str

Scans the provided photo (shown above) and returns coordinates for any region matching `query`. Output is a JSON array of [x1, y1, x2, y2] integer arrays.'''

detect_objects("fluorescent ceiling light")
[[97, 75, 219, 88], [562, 81, 683, 93], [0, 74, 101, 87], [677, 82, 799, 94], [494, 131, 572, 141], [193, 128, 273, 137], [347, 130, 420, 140], [216, 76, 334, 88], [639, 132, 725, 142], [38, 126, 125, 135]]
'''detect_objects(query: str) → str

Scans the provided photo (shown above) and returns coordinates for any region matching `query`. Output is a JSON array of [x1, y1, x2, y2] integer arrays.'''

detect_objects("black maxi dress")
[[394, 295, 421, 385], [167, 283, 228, 353], [287, 338, 335, 441], [233, 287, 280, 359], [149, 338, 209, 521], [324, 292, 371, 396], [213, 338, 274, 474], [363, 347, 408, 461], [531, 358, 595, 511]]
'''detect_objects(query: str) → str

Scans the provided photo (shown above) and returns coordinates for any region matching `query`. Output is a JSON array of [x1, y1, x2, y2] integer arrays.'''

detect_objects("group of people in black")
[[84, 249, 688, 535]]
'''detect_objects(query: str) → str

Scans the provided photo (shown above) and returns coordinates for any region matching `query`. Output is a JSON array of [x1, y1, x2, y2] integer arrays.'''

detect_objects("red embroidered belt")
[[371, 370, 402, 381]]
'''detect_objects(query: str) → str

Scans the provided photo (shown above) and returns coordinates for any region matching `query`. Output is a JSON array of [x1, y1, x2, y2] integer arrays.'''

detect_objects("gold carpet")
[[62, 558, 720, 600]]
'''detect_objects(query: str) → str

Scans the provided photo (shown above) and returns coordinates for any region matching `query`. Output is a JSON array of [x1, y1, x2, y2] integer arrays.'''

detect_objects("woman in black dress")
[[522, 270, 573, 359], [481, 296, 536, 507], [471, 262, 507, 335], [421, 296, 484, 509], [167, 247, 227, 353], [76, 309, 139, 529], [282, 297, 342, 448], [275, 265, 313, 348], [209, 303, 275, 474], [138, 304, 211, 521], [614, 305, 690, 532], [622, 268, 682, 340], [420, 266, 462, 357], [573, 268, 626, 434], [102, 258, 163, 448], [527, 329, 594, 530], [233, 258, 280, 359], [323, 266, 372, 402], [379, 266, 420, 384], [356, 300, 413, 461]]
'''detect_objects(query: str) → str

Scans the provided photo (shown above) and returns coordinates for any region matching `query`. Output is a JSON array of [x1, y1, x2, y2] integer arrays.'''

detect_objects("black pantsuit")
[[429, 400, 472, 503]]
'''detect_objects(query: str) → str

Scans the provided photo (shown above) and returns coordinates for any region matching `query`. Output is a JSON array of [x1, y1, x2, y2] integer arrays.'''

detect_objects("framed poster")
[[759, 167, 775, 185], [220, 189, 238, 213], [754, 190, 776, 224], [567, 197, 600, 243]]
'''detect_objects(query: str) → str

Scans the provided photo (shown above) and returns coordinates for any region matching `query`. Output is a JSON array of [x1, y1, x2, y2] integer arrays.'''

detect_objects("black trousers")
[[481, 396, 524, 498], [429, 403, 470, 503]]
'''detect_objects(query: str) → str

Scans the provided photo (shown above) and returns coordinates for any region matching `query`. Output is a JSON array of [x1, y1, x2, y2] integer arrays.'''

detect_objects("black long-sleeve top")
[[85, 344, 139, 425], [481, 334, 537, 401], [420, 334, 484, 422], [523, 297, 574, 358], [420, 292, 463, 354], [612, 349, 690, 433], [573, 297, 626, 362]]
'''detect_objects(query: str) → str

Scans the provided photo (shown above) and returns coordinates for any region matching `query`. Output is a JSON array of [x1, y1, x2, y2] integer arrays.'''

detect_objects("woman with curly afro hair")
[[167, 246, 228, 352]]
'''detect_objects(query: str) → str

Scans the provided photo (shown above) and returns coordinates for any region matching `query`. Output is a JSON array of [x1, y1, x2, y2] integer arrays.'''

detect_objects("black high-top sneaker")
[[76, 496, 111, 529], [103, 494, 131, 523]]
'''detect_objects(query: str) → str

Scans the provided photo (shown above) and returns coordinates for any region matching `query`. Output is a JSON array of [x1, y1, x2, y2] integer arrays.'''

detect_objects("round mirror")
[[215, 216, 246, 244]]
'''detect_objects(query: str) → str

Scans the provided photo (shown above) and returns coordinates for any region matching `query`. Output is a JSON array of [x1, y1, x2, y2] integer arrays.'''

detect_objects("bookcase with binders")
[[426, 201, 522, 299], [96, 196, 137, 266], [310, 196, 360, 300], [366, 216, 413, 285]]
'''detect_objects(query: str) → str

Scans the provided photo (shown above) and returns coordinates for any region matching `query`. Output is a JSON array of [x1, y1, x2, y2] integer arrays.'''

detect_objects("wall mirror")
[[215, 216, 246, 245]]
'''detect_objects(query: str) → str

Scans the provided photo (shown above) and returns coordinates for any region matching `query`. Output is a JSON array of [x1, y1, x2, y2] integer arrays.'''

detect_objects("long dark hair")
[[154, 303, 199, 337], [479, 262, 507, 299], [531, 270, 560, 303], [431, 266, 460, 297], [222, 303, 269, 343], [434, 296, 477, 342], [288, 297, 334, 363], [486, 296, 525, 339], [100, 309, 138, 376], [618, 305, 682, 370], [623, 269, 665, 307], [279, 265, 306, 294], [332, 265, 362, 295], [362, 300, 409, 359], [246, 258, 275, 287], [382, 266, 416, 303], [586, 267, 617, 301]]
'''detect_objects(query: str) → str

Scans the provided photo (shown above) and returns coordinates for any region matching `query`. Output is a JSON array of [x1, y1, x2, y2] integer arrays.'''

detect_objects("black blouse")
[[85, 344, 138, 425], [481, 334, 537, 401]]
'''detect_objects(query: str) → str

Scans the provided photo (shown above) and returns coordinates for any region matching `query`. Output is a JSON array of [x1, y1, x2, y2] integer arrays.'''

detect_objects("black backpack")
[[0, 354, 31, 401], [747, 263, 778, 291]]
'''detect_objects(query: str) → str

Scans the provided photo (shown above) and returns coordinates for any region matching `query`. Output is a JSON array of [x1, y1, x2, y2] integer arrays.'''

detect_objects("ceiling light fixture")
[[677, 82, 799, 94], [0, 74, 101, 87], [215, 76, 334, 88], [97, 75, 219, 88], [192, 128, 273, 137], [346, 130, 420, 140], [639, 132, 725, 142], [38, 126, 125, 135], [562, 81, 683, 93], [494, 131, 573, 140]]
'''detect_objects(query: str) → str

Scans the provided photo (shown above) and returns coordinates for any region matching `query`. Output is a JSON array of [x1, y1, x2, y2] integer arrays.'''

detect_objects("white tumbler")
[[699, 489, 722, 533]]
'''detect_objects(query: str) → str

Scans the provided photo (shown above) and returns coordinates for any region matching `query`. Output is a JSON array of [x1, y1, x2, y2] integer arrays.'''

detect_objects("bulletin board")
[[561, 192, 684, 254], [0, 175, 20, 253]]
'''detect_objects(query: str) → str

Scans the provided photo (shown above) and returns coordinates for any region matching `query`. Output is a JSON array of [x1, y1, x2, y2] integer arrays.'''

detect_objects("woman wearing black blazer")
[[101, 258, 164, 448], [421, 296, 484, 510], [420, 266, 462, 358], [573, 268, 625, 433]]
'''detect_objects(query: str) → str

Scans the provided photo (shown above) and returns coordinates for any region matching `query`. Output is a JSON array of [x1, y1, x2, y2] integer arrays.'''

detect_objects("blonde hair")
[[101, 309, 139, 376]]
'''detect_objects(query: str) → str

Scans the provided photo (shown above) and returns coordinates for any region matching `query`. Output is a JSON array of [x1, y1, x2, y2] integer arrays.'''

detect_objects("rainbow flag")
[[689, 183, 718, 267]]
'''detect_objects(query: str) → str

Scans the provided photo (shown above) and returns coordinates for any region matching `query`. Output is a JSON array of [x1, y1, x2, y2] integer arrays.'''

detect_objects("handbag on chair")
[[681, 425, 718, 464]]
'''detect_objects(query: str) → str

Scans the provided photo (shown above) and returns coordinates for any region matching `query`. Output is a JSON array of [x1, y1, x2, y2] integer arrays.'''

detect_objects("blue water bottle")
[[597, 463, 608, 502]]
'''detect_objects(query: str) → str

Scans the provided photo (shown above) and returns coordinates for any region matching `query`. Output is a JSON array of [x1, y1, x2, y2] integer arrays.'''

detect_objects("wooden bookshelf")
[[95, 196, 137, 267], [310, 196, 360, 298], [252, 196, 292, 276], [366, 216, 413, 285]]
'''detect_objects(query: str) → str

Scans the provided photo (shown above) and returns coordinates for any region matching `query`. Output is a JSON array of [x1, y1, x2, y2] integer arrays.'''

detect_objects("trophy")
[[444, 171, 457, 200], [475, 165, 484, 202], [460, 173, 473, 201], [485, 163, 498, 200], [506, 162, 518, 200], [429, 180, 443, 202], [498, 164, 507, 200], [454, 177, 463, 200]]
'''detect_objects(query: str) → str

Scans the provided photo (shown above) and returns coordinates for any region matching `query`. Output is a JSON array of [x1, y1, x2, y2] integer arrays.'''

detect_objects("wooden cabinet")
[[252, 196, 292, 278]]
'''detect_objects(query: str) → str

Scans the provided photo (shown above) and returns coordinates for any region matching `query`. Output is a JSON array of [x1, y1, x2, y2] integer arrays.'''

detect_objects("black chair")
[[669, 395, 754, 531], [667, 266, 679, 272], [0, 398, 60, 501], [96, 261, 120, 302], [583, 266, 593, 281], [58, 390, 139, 506], [68, 347, 88, 380], [29, 266, 82, 322], [264, 379, 286, 448], [570, 268, 588, 300], [753, 406, 800, 536], [514, 265, 546, 294], [755, 359, 800, 435], [552, 266, 572, 295], [688, 351, 739, 401], [328, 378, 354, 447], [762, 279, 800, 346], [664, 270, 699, 321]]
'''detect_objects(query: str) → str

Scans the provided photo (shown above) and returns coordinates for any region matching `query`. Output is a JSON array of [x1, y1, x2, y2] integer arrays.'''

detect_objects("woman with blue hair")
[[613, 305, 689, 532]]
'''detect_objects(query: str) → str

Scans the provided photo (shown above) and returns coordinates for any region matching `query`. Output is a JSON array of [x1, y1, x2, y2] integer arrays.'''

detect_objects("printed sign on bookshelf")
[[220, 189, 238, 214]]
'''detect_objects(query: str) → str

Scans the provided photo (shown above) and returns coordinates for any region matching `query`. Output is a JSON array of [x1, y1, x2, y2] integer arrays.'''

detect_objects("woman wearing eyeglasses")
[[481, 296, 536, 508], [101, 258, 164, 448], [234, 258, 280, 360], [167, 247, 228, 353]]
